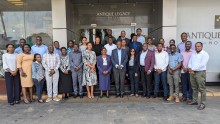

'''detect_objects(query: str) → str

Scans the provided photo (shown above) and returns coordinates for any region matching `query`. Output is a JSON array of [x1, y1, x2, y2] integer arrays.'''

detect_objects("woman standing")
[[82, 42, 97, 98], [32, 54, 45, 103], [17, 44, 34, 104], [97, 47, 112, 98], [147, 37, 156, 51], [128, 48, 139, 97], [3, 44, 20, 105], [59, 47, 73, 99], [80, 37, 87, 52]]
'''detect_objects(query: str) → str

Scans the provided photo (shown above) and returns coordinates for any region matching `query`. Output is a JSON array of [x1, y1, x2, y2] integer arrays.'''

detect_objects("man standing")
[[67, 40, 75, 54], [167, 44, 183, 103], [53, 41, 61, 56], [181, 41, 194, 102], [140, 43, 155, 98], [69, 44, 84, 98], [111, 40, 128, 98], [42, 45, 61, 102], [155, 38, 168, 52], [15, 38, 26, 54], [177, 32, 195, 52], [117, 30, 130, 45], [129, 34, 142, 55], [136, 28, 145, 45], [104, 37, 117, 56], [102, 29, 117, 45], [188, 42, 209, 110], [31, 36, 48, 57], [154, 43, 169, 101]]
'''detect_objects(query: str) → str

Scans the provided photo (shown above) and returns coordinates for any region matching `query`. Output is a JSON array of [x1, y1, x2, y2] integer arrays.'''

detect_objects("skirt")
[[58, 70, 73, 93]]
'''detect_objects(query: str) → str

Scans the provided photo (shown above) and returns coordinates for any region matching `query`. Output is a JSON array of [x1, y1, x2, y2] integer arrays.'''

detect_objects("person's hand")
[[168, 69, 173, 74], [156, 69, 162, 74], [64, 70, 69, 74], [189, 68, 194, 75], [90, 68, 95, 73], [183, 68, 188, 73], [147, 70, 151, 75], [21, 71, 27, 77], [135, 73, 138, 77], [10, 71, 16, 76], [126, 73, 128, 77]]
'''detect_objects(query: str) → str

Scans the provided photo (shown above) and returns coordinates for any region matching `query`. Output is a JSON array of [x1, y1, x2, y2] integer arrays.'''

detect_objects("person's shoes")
[[175, 98, 180, 103], [23, 99, 30, 104], [45, 97, 52, 103], [79, 95, 83, 99], [38, 99, 44, 103], [153, 95, 157, 98], [106, 95, 110, 98], [115, 94, 120, 98], [163, 97, 168, 101], [99, 95, 103, 98], [167, 96, 174, 101], [14, 101, 20, 104], [30, 98, 35, 103], [130, 94, 134, 97], [53, 97, 61, 102], [142, 94, 146, 97], [146, 96, 150, 99], [197, 103, 205, 110], [135, 94, 139, 97], [9, 103, 14, 106], [187, 101, 198, 105], [120, 94, 124, 98], [181, 97, 187, 102], [73, 95, 77, 98]]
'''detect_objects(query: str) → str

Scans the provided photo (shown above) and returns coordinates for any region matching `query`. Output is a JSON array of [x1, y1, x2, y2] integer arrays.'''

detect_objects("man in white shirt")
[[104, 36, 117, 56], [136, 28, 146, 45], [154, 43, 169, 101], [188, 42, 209, 110]]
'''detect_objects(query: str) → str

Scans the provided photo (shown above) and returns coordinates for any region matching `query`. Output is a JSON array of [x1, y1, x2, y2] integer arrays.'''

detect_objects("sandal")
[[24, 99, 30, 104]]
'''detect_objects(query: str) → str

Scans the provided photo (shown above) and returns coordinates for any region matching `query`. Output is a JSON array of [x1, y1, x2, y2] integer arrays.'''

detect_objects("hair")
[[36, 36, 42, 41], [159, 38, 164, 41], [181, 32, 188, 36], [121, 39, 127, 44], [54, 41, 59, 44], [22, 44, 31, 52], [170, 39, 175, 43], [33, 53, 41, 62], [116, 40, 122, 44], [196, 42, 203, 46], [157, 43, 163, 47], [74, 43, 79, 48], [68, 40, 74, 44], [128, 48, 137, 61], [136, 28, 142, 31], [147, 37, 152, 41], [108, 36, 113, 39], [6, 43, 15, 53], [186, 41, 192, 45], [95, 36, 101, 45], [170, 44, 176, 48], [132, 34, 137, 38], [121, 30, 126, 33], [101, 47, 107, 51], [20, 38, 26, 43], [82, 37, 87, 40], [60, 47, 67, 51]]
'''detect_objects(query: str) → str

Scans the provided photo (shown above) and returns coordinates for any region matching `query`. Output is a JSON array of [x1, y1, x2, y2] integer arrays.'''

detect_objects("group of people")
[[3, 28, 209, 110]]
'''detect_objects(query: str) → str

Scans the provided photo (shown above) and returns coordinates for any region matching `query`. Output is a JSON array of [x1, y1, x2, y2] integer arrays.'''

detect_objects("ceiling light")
[[10, 2, 24, 4], [14, 3, 24, 6], [7, 0, 22, 1]]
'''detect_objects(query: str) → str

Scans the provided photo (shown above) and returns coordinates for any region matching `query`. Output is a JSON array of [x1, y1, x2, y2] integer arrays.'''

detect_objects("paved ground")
[[1, 96, 220, 124]]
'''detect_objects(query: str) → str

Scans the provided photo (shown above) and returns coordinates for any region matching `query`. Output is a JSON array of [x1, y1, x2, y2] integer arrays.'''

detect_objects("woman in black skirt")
[[59, 47, 73, 99]]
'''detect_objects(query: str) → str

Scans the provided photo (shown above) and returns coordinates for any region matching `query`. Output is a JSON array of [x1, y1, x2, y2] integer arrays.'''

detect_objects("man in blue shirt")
[[53, 41, 61, 56], [15, 38, 26, 54], [31, 36, 48, 57], [167, 44, 183, 103]]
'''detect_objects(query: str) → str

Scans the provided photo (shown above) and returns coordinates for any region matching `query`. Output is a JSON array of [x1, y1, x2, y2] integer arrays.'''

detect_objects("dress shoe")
[[146, 96, 151, 99], [73, 95, 77, 98], [9, 103, 14, 106], [153, 95, 157, 98], [163, 97, 168, 101], [120, 94, 124, 98], [181, 97, 187, 102], [115, 94, 120, 98], [197, 103, 205, 110], [142, 94, 146, 97], [79, 95, 83, 98], [187, 101, 198, 105]]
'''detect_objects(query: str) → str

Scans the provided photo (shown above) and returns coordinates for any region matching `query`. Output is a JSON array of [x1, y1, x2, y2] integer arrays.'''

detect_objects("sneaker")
[[53, 97, 60, 102], [45, 97, 52, 103], [197, 103, 205, 110], [175, 98, 180, 103], [167, 96, 174, 101]]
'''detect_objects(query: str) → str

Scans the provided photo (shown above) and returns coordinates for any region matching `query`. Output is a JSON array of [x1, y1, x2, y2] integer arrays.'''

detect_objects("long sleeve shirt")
[[42, 52, 60, 72], [69, 51, 83, 71], [188, 50, 209, 71], [154, 51, 169, 71], [32, 61, 45, 80], [2, 53, 17, 72], [60, 55, 70, 73]]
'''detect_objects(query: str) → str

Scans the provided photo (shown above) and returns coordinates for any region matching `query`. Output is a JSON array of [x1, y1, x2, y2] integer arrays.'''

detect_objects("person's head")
[[169, 39, 175, 45], [132, 34, 137, 41], [33, 53, 41, 62], [195, 42, 203, 53], [74, 44, 79, 52], [61, 47, 67, 56], [142, 43, 148, 51], [68, 40, 74, 48], [82, 37, 87, 45], [101, 47, 107, 55], [147, 37, 153, 45], [159, 38, 165, 45], [95, 36, 101, 45], [116, 40, 122, 49], [107, 29, 112, 36], [36, 36, 42, 45], [130, 33, 135, 39], [48, 45, 54, 53], [181, 32, 188, 42], [157, 43, 163, 52], [121, 30, 126, 37], [22, 44, 31, 53], [185, 41, 192, 51], [6, 43, 15, 53], [19, 38, 26, 47], [108, 36, 113, 44], [121, 39, 127, 47], [87, 42, 93, 50], [53, 41, 60, 49], [136, 28, 142, 36], [130, 48, 136, 56], [170, 44, 176, 54]]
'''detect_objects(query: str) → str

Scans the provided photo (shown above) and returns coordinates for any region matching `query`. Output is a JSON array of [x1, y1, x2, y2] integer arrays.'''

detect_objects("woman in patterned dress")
[[82, 42, 97, 98]]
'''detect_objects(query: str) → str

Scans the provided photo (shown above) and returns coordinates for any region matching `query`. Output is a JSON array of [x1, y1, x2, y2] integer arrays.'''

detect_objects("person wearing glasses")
[[31, 36, 48, 57]]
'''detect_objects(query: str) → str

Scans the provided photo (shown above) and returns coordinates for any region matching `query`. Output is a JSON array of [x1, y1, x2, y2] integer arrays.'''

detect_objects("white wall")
[[177, 0, 220, 82]]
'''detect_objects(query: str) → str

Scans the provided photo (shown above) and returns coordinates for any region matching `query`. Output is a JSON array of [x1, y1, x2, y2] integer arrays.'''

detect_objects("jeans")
[[33, 78, 45, 100], [128, 67, 139, 94], [167, 70, 180, 98], [154, 71, 168, 97], [5, 72, 20, 103], [181, 73, 193, 100]]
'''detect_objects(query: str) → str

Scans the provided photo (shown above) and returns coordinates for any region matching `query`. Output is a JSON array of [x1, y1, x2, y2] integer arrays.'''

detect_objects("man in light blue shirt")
[[136, 28, 146, 45], [53, 41, 61, 56], [31, 36, 48, 57], [15, 38, 26, 54]]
